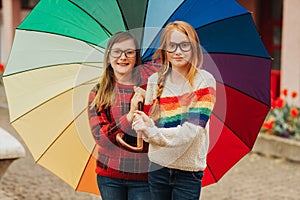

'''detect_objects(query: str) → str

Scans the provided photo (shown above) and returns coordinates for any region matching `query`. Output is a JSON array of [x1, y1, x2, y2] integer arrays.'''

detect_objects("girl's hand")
[[134, 111, 153, 126], [127, 87, 145, 122], [132, 111, 154, 135], [133, 86, 145, 98]]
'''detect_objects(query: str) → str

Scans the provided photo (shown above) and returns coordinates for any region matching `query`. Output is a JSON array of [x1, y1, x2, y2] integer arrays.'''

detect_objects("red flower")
[[263, 87, 300, 137], [282, 89, 288, 96], [0, 63, 4, 73], [263, 121, 274, 130], [273, 97, 285, 109], [290, 107, 299, 117], [291, 91, 298, 98]]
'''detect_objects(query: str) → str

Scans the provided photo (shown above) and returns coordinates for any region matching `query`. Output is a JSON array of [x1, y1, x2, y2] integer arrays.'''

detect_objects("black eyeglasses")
[[109, 49, 137, 58], [166, 42, 192, 53]]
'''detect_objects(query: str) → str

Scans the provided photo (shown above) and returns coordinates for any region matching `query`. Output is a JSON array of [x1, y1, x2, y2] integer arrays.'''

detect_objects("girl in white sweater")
[[132, 21, 216, 200]]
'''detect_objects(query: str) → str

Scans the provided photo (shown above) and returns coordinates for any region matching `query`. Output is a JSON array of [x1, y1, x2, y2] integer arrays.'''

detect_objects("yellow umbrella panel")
[[3, 30, 104, 194], [4, 40, 104, 195]]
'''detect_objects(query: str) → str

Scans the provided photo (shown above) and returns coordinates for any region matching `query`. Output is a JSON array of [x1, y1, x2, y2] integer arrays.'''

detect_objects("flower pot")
[[252, 133, 300, 162]]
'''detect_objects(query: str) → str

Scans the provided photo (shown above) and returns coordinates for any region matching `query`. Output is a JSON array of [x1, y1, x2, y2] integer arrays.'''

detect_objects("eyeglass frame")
[[109, 49, 137, 58], [166, 42, 192, 53]]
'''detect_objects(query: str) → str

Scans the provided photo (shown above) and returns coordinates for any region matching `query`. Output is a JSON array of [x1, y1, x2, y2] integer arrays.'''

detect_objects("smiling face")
[[108, 38, 137, 82], [166, 30, 192, 73]]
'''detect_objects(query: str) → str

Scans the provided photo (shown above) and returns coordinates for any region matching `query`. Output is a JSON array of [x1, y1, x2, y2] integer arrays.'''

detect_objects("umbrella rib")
[[68, 0, 112, 36], [139, 0, 150, 50], [211, 112, 252, 150], [215, 80, 270, 108], [142, 0, 149, 28], [86, 43, 106, 54], [75, 143, 97, 192], [3, 61, 102, 77], [163, 0, 188, 26], [141, 0, 186, 55], [115, 0, 129, 30], [35, 104, 90, 163], [209, 78, 270, 155], [9, 76, 99, 124], [16, 28, 108, 49], [194, 13, 250, 32], [205, 163, 218, 184], [142, 5, 251, 59], [204, 52, 271, 60]]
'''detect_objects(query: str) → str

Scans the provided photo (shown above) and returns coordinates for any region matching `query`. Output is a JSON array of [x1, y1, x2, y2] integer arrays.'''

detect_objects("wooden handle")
[[116, 133, 143, 152], [138, 101, 143, 111], [116, 101, 144, 152]]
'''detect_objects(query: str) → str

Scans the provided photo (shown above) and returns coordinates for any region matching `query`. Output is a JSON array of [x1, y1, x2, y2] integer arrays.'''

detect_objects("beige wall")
[[281, 0, 300, 106]]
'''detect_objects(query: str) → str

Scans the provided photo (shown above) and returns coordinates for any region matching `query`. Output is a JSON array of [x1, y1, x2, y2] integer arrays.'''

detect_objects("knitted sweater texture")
[[88, 83, 148, 180], [143, 69, 216, 171]]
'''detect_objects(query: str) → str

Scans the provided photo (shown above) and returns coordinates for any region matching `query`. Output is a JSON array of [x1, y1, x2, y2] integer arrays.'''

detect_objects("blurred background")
[[0, 1, 300, 199]]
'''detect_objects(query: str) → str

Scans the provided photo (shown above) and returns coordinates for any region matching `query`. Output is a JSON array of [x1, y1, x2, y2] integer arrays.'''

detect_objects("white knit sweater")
[[143, 69, 216, 171]]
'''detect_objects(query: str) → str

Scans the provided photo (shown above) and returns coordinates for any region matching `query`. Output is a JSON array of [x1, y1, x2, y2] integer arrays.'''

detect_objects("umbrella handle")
[[116, 132, 143, 152], [116, 102, 144, 152]]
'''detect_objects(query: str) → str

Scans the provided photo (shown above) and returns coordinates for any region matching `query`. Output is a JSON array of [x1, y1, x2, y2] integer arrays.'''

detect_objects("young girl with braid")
[[132, 21, 216, 200]]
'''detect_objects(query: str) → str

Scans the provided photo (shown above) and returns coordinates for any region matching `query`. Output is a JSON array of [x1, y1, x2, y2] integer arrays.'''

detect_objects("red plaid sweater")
[[88, 82, 149, 181]]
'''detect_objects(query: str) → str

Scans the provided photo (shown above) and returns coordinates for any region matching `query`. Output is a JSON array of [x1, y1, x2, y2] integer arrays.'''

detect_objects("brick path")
[[1, 84, 300, 200]]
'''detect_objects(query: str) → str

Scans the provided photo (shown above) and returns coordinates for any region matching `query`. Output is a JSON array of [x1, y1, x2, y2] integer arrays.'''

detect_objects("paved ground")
[[1, 84, 300, 200]]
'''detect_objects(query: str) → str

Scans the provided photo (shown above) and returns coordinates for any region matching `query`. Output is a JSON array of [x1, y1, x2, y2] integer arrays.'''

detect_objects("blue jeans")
[[97, 175, 150, 200], [148, 162, 203, 200]]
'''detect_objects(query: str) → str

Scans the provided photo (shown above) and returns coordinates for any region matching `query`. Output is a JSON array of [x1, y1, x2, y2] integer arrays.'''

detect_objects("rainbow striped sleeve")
[[157, 87, 216, 128]]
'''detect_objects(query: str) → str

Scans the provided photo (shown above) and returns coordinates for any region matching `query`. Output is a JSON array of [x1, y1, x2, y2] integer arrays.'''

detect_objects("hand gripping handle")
[[116, 102, 144, 152]]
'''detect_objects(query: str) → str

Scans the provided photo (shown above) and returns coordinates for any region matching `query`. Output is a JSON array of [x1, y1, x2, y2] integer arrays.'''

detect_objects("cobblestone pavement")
[[1, 84, 300, 199]]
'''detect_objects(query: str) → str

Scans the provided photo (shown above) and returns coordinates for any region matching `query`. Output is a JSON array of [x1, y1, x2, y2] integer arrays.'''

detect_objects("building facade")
[[1, 0, 299, 105]]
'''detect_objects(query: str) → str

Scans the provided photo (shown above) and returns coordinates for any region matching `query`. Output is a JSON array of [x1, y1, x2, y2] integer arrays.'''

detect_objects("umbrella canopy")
[[3, 0, 271, 195]]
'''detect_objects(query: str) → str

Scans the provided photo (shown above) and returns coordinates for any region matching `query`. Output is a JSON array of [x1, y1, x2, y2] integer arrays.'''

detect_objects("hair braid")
[[149, 68, 170, 120]]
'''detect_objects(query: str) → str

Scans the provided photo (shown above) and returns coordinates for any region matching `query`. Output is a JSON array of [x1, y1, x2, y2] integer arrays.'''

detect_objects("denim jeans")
[[97, 175, 150, 200], [148, 162, 203, 200]]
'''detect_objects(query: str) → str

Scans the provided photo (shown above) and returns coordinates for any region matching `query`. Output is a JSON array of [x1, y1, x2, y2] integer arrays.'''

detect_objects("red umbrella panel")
[[201, 52, 271, 186]]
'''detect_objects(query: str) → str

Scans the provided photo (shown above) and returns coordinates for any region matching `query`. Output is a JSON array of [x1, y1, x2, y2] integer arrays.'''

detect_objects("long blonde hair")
[[92, 32, 142, 111], [150, 21, 203, 119]]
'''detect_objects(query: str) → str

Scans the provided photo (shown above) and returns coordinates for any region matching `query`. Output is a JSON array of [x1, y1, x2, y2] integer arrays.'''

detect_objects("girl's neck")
[[116, 74, 135, 85], [170, 68, 188, 85]]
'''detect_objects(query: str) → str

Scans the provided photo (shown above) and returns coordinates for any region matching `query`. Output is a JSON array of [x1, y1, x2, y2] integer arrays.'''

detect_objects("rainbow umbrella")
[[3, 0, 271, 195]]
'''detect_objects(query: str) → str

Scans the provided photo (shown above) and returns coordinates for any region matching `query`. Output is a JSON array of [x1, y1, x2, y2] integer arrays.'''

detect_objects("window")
[[21, 0, 39, 9], [260, 0, 283, 70]]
